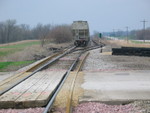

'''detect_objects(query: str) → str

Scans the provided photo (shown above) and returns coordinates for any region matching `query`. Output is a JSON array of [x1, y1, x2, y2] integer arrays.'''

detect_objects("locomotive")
[[72, 21, 90, 46]]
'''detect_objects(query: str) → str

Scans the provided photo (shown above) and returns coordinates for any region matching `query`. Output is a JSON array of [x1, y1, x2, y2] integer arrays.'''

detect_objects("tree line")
[[0, 19, 73, 45], [102, 28, 150, 40]]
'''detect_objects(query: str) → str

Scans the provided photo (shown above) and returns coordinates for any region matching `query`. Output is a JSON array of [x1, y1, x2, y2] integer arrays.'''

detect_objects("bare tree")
[[0, 20, 34, 44], [5, 20, 16, 43], [0, 22, 5, 43], [0, 20, 73, 44], [48, 25, 73, 43], [136, 29, 150, 40], [33, 24, 51, 47]]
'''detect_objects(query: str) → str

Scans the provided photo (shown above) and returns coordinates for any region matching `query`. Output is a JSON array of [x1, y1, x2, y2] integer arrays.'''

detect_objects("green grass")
[[0, 41, 40, 57], [0, 62, 12, 69], [0, 61, 34, 70], [0, 41, 39, 71], [0, 51, 12, 56], [0, 41, 40, 49], [0, 49, 20, 57]]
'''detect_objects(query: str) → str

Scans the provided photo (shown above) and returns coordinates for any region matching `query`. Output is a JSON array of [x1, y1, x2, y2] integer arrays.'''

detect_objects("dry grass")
[[0, 40, 43, 62], [0, 40, 39, 47], [46, 42, 73, 48], [113, 40, 150, 48], [3, 45, 50, 62], [0, 40, 72, 71], [1, 41, 73, 62], [102, 39, 150, 48]]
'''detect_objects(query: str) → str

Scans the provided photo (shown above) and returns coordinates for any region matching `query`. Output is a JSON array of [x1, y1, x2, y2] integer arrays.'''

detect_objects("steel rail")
[[92, 39, 105, 47], [0, 46, 76, 96], [72, 45, 102, 53], [71, 45, 97, 51], [66, 52, 89, 113], [83, 46, 103, 52], [43, 51, 82, 113]]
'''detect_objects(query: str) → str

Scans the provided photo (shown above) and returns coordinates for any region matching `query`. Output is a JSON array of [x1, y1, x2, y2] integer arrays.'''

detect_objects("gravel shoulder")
[[83, 46, 150, 71]]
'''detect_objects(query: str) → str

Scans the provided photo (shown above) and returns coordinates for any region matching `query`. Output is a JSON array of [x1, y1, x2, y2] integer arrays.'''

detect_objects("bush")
[[48, 25, 73, 43]]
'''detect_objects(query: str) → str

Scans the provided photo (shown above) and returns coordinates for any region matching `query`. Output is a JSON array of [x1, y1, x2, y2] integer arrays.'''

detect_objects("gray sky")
[[0, 0, 150, 33]]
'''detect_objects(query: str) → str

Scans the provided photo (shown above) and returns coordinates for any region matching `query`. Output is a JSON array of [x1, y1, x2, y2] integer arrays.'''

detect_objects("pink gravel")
[[73, 102, 142, 113], [0, 108, 44, 113]]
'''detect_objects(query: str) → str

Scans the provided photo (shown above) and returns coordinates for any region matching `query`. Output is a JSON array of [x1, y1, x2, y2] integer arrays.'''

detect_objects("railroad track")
[[92, 39, 105, 47], [0, 43, 105, 112], [43, 44, 104, 113], [0, 46, 76, 96], [43, 50, 89, 113]]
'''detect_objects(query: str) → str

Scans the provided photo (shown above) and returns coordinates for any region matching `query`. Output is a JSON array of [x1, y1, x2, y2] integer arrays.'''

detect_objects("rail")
[[43, 52, 82, 113], [0, 46, 76, 96], [66, 52, 89, 113]]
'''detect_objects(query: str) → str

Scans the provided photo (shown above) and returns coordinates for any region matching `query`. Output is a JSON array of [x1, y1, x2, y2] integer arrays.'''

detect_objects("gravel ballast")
[[83, 46, 150, 71], [0, 108, 44, 113], [73, 102, 142, 113]]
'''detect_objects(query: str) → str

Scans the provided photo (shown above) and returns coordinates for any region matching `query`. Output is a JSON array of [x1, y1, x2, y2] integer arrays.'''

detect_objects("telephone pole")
[[126, 26, 129, 43], [117, 29, 120, 37], [113, 29, 115, 37], [140, 19, 148, 42]]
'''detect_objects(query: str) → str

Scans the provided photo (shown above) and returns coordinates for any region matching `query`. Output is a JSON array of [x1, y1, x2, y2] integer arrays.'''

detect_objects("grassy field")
[[0, 40, 40, 71], [0, 40, 72, 72], [0, 41, 40, 49], [0, 41, 40, 57]]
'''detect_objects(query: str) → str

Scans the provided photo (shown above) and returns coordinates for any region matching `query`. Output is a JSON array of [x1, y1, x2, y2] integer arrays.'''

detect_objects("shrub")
[[48, 25, 73, 43]]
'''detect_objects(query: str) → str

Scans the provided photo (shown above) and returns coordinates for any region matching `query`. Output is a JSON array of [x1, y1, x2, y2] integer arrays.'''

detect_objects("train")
[[72, 21, 90, 46]]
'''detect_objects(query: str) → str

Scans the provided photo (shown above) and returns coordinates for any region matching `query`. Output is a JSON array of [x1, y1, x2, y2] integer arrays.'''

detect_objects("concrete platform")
[[80, 70, 150, 104], [0, 70, 66, 108]]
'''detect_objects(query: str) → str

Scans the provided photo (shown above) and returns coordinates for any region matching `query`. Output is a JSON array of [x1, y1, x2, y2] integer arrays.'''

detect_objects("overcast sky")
[[0, 0, 150, 33]]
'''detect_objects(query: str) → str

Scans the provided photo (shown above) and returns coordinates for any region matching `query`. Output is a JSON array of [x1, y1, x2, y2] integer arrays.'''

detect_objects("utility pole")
[[113, 29, 115, 37], [126, 26, 129, 43], [140, 19, 148, 42], [117, 29, 121, 39]]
